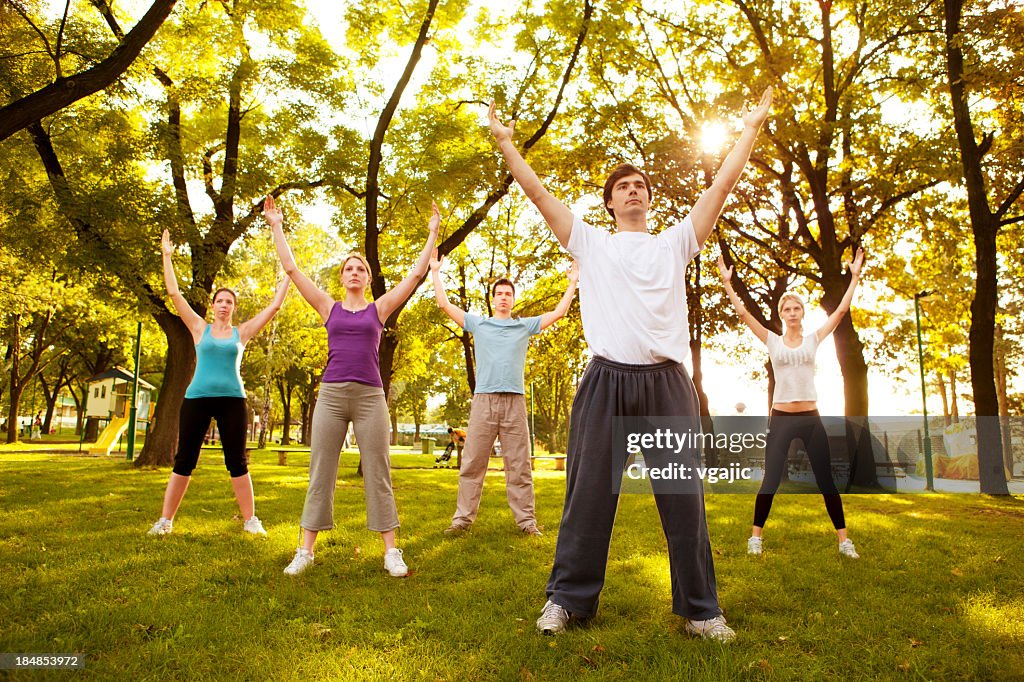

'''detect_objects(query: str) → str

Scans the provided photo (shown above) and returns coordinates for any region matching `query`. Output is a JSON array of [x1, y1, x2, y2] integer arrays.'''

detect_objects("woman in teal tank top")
[[148, 229, 290, 538]]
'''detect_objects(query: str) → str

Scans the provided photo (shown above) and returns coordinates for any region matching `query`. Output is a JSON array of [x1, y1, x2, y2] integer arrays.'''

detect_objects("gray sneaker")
[[147, 517, 173, 536], [384, 548, 408, 577], [536, 600, 570, 635], [522, 524, 543, 537], [747, 536, 763, 555], [283, 548, 314, 576], [838, 539, 860, 559], [243, 516, 267, 536], [685, 615, 736, 643], [443, 523, 469, 535]]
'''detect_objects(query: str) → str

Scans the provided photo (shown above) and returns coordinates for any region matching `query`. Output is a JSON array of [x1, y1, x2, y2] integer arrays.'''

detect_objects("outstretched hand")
[[488, 100, 516, 144], [429, 248, 442, 272], [263, 195, 283, 228], [742, 86, 773, 130], [848, 248, 865, 278], [567, 260, 579, 284], [428, 200, 440, 237], [161, 229, 174, 257], [716, 254, 733, 282]]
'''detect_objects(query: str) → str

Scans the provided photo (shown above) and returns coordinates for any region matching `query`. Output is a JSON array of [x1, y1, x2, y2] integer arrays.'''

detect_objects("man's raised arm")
[[429, 249, 466, 329], [688, 87, 773, 247], [539, 261, 579, 331], [489, 101, 574, 249]]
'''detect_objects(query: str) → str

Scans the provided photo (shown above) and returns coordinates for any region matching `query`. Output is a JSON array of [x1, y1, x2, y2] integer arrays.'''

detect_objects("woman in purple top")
[[264, 195, 438, 577]]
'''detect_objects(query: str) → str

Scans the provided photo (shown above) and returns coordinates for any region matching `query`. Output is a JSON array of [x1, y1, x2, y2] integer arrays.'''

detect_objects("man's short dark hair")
[[602, 163, 652, 218], [491, 278, 515, 296]]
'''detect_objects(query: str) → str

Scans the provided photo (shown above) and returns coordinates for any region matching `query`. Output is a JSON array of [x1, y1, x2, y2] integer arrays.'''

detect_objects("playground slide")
[[88, 417, 130, 455]]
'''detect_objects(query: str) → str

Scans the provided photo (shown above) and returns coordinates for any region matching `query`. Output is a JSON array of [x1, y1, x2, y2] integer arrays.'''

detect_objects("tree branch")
[[995, 176, 1024, 221], [0, 0, 180, 141]]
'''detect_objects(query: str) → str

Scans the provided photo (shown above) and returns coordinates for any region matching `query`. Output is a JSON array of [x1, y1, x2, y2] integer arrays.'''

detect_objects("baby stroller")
[[434, 440, 457, 468]]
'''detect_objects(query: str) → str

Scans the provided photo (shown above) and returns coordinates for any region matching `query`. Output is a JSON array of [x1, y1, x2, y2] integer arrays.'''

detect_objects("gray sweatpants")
[[545, 356, 721, 620], [300, 381, 399, 533]]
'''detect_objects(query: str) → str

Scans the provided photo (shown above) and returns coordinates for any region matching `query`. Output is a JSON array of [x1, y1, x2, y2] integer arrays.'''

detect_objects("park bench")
[[269, 447, 311, 465], [875, 461, 909, 478], [531, 454, 567, 471]]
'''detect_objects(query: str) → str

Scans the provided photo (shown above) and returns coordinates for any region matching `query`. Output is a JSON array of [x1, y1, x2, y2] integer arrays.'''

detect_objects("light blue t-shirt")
[[185, 325, 246, 399], [464, 313, 542, 394]]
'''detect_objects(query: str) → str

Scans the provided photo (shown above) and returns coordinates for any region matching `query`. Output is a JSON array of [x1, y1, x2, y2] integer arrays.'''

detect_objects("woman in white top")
[[717, 249, 864, 559]]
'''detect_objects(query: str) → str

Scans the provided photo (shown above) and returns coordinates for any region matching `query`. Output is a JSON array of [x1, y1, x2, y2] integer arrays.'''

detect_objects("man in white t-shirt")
[[488, 87, 773, 642]]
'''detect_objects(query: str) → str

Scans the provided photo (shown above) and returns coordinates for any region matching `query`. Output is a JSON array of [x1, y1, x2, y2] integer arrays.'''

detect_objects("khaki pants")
[[301, 382, 399, 533], [452, 393, 535, 529]]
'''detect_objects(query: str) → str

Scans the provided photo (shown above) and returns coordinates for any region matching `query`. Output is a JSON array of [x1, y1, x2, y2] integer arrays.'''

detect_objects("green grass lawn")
[[1, 450, 1022, 680]]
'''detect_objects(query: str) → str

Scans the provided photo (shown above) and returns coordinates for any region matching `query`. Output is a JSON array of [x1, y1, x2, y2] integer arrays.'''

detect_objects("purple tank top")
[[322, 301, 384, 387]]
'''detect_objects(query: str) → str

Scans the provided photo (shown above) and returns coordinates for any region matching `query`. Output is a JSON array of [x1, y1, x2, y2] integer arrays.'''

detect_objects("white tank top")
[[767, 332, 819, 403]]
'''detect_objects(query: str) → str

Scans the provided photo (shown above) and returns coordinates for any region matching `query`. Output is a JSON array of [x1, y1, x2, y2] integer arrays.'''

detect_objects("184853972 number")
[[0, 654, 84, 669]]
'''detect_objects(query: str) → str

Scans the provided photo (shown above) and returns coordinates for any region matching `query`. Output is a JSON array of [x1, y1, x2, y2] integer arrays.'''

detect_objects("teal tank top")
[[184, 325, 246, 399]]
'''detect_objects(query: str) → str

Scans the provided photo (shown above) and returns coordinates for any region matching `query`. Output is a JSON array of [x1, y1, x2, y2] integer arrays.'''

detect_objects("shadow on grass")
[[1, 454, 1021, 679]]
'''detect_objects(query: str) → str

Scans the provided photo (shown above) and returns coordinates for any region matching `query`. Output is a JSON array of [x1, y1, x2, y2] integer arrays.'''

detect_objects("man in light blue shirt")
[[430, 250, 578, 535]]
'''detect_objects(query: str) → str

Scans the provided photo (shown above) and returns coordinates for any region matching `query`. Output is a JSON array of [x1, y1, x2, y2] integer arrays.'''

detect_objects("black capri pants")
[[172, 397, 249, 478], [753, 409, 845, 530]]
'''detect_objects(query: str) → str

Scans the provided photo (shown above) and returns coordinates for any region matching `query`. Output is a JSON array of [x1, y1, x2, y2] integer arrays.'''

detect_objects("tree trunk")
[[39, 359, 70, 435], [5, 316, 23, 444], [950, 368, 959, 422], [938, 370, 951, 426], [6, 384, 25, 444], [995, 329, 1013, 472], [134, 312, 194, 466], [944, 0, 1008, 494], [68, 383, 84, 435], [276, 378, 292, 445]]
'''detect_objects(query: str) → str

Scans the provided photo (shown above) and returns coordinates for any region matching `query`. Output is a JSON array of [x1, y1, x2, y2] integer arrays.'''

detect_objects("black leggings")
[[172, 397, 249, 478], [753, 409, 845, 530]]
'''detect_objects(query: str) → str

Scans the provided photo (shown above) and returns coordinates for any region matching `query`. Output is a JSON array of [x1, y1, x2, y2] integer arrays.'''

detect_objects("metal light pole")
[[529, 381, 536, 458], [126, 321, 142, 462], [914, 291, 934, 491]]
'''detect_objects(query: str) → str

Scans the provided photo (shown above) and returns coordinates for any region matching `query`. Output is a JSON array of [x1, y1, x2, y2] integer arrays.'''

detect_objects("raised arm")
[[263, 195, 334, 322], [717, 255, 770, 344], [429, 248, 466, 329], [238, 277, 289, 344], [539, 261, 579, 331], [161, 229, 207, 341], [489, 102, 574, 248], [375, 200, 440, 323], [689, 87, 773, 247], [816, 249, 864, 343]]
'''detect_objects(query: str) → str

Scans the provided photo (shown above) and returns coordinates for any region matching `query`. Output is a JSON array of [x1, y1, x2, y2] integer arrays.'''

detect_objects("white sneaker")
[[838, 539, 860, 559], [685, 615, 737, 642], [284, 548, 314, 575], [243, 516, 267, 536], [147, 517, 173, 536], [384, 548, 408, 577], [747, 536, 763, 555], [536, 600, 570, 635]]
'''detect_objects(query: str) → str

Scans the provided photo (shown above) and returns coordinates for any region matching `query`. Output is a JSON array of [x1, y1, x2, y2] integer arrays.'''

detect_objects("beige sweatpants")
[[451, 392, 535, 530]]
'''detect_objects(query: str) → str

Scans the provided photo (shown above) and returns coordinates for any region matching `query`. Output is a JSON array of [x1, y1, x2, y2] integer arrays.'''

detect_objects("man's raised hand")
[[161, 229, 174, 257], [716, 254, 733, 282], [567, 260, 579, 284]]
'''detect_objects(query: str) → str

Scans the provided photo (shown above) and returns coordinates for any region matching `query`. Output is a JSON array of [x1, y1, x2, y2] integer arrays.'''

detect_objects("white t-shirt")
[[566, 213, 699, 364], [766, 332, 820, 403]]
